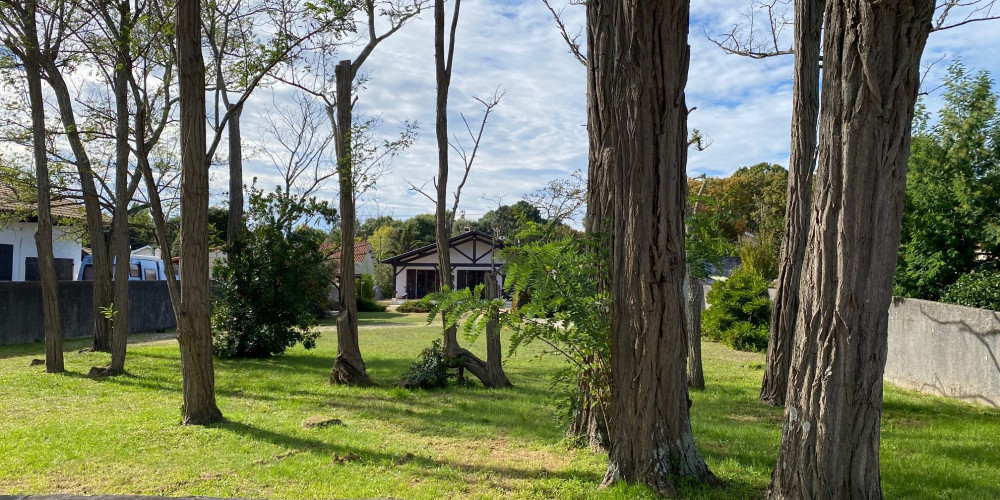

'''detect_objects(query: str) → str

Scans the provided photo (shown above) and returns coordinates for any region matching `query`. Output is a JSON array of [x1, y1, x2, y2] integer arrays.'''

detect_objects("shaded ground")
[[1, 312, 998, 499]]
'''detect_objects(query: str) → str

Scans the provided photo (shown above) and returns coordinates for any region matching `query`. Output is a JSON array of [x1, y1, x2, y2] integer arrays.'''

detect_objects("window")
[[456, 270, 487, 291], [144, 268, 158, 281], [82, 264, 93, 281], [24, 257, 75, 281], [129, 263, 141, 278], [0, 244, 12, 281]]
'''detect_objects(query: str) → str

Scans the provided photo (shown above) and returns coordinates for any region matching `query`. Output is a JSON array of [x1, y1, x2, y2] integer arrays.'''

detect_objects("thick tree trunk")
[[105, 52, 132, 376], [760, 0, 823, 407], [330, 60, 372, 386], [591, 1, 716, 495], [21, 1, 63, 374], [687, 274, 705, 390], [226, 103, 243, 249], [483, 272, 512, 388], [42, 61, 113, 353], [569, 367, 608, 450], [767, 0, 933, 497], [176, 0, 223, 426]]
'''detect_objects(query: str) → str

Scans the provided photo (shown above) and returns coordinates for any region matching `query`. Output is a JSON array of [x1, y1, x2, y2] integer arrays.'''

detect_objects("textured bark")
[[767, 0, 933, 497], [106, 35, 132, 376], [19, 0, 63, 374], [569, 367, 608, 450], [176, 0, 223, 426], [591, 0, 716, 495], [42, 61, 113, 354], [687, 274, 705, 390], [483, 272, 512, 388], [226, 103, 243, 248], [330, 60, 372, 386], [760, 0, 823, 407]]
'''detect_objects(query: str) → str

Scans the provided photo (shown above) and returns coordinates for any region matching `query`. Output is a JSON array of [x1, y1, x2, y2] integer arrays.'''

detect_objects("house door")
[[0, 244, 12, 281], [406, 269, 439, 299], [456, 270, 487, 291]]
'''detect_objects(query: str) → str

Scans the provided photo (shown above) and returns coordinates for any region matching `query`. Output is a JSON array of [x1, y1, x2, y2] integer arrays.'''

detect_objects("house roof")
[[322, 240, 373, 264], [0, 185, 86, 221], [381, 230, 501, 265]]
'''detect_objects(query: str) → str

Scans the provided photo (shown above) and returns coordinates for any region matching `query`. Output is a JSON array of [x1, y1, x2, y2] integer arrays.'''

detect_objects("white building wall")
[[0, 222, 82, 281]]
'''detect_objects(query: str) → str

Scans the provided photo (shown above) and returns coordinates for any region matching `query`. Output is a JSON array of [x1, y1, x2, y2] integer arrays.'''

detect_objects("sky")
[[229, 0, 1000, 226]]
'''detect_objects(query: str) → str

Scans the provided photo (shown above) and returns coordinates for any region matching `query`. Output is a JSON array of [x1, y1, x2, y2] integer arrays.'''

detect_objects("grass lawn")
[[1, 312, 998, 499]]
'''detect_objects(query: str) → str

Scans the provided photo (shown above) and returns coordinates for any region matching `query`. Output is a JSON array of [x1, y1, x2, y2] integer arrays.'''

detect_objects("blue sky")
[[229, 0, 1000, 225]]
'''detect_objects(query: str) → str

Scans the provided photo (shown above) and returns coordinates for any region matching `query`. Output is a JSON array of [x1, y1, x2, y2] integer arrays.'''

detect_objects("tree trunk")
[[591, 0, 717, 495], [176, 0, 223, 426], [760, 0, 823, 407], [767, 0, 933, 497], [330, 59, 372, 386], [226, 103, 243, 249], [687, 274, 705, 390], [21, 0, 63, 374], [105, 46, 132, 376], [569, 366, 608, 450], [483, 272, 512, 388], [42, 60, 113, 354]]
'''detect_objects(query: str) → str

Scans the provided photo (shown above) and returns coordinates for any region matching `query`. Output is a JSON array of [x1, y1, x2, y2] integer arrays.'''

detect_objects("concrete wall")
[[0, 222, 82, 281], [884, 297, 1000, 408], [701, 281, 1000, 408], [0, 280, 176, 345]]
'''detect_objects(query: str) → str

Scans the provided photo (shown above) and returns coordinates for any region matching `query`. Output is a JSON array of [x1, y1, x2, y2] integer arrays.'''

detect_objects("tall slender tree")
[[768, 0, 934, 496], [590, 0, 716, 495], [176, 0, 223, 425], [0, 0, 64, 373], [759, 0, 822, 406]]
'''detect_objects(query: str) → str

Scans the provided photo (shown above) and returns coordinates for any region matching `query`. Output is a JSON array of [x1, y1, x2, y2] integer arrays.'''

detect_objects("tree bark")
[[41, 61, 113, 354], [760, 0, 823, 407], [330, 59, 372, 386], [176, 0, 223, 426], [591, 0, 717, 495], [226, 103, 243, 248], [687, 274, 705, 390], [767, 0, 933, 497], [483, 272, 512, 388], [106, 31, 132, 376], [20, 0, 63, 374], [569, 366, 608, 450]]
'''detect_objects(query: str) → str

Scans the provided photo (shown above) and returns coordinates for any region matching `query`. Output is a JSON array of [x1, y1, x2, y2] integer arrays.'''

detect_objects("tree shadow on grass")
[[215, 418, 604, 485]]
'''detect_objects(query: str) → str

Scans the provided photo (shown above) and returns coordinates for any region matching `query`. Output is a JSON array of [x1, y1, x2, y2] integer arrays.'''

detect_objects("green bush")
[[211, 188, 335, 359], [400, 339, 453, 389], [397, 299, 431, 313], [940, 270, 1000, 311], [357, 296, 387, 312], [360, 274, 374, 300], [702, 267, 771, 352]]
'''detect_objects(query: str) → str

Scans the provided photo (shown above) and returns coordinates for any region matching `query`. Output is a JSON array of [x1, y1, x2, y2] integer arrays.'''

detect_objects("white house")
[[0, 186, 84, 281], [381, 230, 504, 300]]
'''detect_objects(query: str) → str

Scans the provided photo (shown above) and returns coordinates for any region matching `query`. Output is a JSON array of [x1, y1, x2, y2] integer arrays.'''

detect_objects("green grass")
[[1, 312, 998, 499]]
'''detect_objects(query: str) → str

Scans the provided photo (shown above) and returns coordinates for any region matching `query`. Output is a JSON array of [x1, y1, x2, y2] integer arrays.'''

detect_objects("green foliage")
[[372, 263, 394, 297], [360, 274, 374, 300], [356, 296, 386, 312], [469, 200, 546, 241], [399, 339, 454, 389], [895, 61, 1000, 300], [396, 299, 431, 313], [736, 232, 780, 282], [940, 270, 1000, 311], [702, 267, 771, 352], [211, 187, 335, 359], [686, 194, 736, 279]]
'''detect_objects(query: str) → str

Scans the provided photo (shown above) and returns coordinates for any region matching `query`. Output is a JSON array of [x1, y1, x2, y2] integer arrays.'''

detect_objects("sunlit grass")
[[1, 312, 997, 499]]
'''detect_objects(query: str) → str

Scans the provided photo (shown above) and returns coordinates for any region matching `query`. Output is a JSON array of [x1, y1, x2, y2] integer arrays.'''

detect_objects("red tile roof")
[[0, 185, 86, 220], [323, 240, 373, 263]]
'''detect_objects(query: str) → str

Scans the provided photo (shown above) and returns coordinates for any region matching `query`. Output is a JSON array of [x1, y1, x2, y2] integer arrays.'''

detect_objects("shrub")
[[360, 274, 374, 300], [702, 266, 771, 352], [400, 339, 453, 389], [940, 270, 1000, 311], [356, 296, 387, 312], [211, 188, 335, 359], [396, 299, 431, 313]]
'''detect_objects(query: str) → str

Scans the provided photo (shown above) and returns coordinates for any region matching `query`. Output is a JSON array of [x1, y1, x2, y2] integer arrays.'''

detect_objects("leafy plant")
[[399, 339, 454, 389], [211, 187, 336, 359], [356, 296, 386, 312], [941, 270, 1000, 311], [702, 267, 771, 352], [396, 299, 431, 313]]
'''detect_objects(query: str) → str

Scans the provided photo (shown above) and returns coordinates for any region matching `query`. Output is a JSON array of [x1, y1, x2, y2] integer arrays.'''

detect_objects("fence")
[[0, 281, 175, 346], [701, 282, 1000, 408]]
